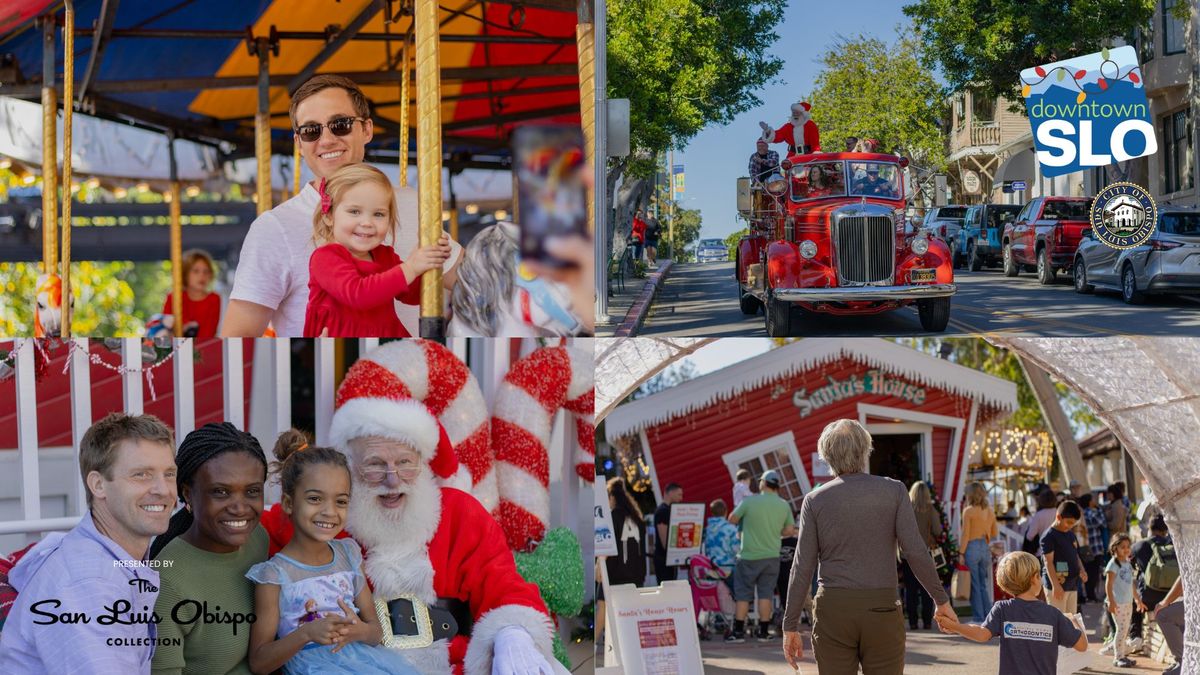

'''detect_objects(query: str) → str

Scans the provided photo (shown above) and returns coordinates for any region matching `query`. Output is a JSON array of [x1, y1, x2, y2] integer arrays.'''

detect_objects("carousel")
[[0, 0, 596, 338]]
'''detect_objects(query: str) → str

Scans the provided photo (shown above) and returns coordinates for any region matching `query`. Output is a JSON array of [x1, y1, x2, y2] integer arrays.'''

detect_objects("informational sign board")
[[1003, 180, 1027, 193], [607, 581, 704, 675], [665, 502, 705, 566], [811, 453, 834, 481], [962, 170, 981, 195], [595, 479, 618, 558]]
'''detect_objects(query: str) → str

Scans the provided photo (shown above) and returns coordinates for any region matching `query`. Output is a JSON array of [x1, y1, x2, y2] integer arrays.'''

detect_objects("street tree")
[[724, 227, 748, 261], [808, 30, 948, 169], [607, 0, 786, 250], [668, 205, 703, 262], [902, 0, 1156, 104]]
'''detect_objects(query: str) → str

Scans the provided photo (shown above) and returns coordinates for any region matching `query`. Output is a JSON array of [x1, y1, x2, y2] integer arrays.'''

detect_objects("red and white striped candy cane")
[[493, 345, 595, 551], [338, 339, 496, 509]]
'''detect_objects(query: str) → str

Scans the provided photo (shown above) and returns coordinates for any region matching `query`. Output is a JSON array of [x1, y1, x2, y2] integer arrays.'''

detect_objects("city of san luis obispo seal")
[[1090, 181, 1157, 249]]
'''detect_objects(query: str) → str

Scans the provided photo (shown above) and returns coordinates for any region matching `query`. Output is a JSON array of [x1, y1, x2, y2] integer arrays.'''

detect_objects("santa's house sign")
[[792, 370, 926, 418]]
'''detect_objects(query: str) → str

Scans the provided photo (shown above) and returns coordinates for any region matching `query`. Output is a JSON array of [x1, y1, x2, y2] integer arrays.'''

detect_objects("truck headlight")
[[765, 174, 788, 195], [911, 236, 930, 256], [799, 239, 818, 259]]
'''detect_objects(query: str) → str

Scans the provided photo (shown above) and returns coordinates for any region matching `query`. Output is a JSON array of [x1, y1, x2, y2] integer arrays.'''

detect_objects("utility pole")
[[668, 146, 675, 260]]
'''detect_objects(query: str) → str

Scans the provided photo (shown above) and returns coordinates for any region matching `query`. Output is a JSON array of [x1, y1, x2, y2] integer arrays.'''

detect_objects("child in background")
[[304, 164, 451, 337], [1105, 533, 1146, 668], [1040, 500, 1087, 614], [936, 551, 1086, 675], [732, 469, 753, 509], [246, 430, 418, 675], [162, 249, 221, 337]]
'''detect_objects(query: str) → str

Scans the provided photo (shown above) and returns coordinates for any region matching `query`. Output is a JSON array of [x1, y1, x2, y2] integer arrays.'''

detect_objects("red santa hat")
[[328, 348, 460, 482], [792, 101, 812, 114]]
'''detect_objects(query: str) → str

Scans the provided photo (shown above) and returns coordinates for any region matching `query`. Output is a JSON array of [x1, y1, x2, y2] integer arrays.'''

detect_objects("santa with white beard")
[[760, 100, 822, 155], [326, 369, 565, 674]]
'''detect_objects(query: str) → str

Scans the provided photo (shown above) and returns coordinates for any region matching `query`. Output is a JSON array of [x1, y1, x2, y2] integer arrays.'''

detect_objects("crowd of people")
[[599, 418, 1188, 675]]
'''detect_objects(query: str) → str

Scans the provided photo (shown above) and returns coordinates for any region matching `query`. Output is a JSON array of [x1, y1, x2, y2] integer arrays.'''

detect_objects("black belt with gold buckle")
[[381, 595, 472, 649]]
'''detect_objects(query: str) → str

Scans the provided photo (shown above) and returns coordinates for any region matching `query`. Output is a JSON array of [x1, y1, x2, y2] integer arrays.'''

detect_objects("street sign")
[[1002, 180, 1027, 193]]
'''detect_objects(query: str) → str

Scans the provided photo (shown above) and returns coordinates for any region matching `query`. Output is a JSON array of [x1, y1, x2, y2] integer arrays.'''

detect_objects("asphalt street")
[[638, 261, 1200, 337]]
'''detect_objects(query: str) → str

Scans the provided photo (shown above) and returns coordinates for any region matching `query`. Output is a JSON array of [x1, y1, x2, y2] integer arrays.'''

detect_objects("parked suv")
[[1001, 196, 1091, 284], [959, 203, 1022, 271], [1073, 207, 1200, 303]]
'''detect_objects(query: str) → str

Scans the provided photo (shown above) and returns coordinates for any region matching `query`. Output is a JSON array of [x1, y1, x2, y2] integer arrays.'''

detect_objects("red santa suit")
[[761, 101, 821, 155], [268, 342, 565, 675]]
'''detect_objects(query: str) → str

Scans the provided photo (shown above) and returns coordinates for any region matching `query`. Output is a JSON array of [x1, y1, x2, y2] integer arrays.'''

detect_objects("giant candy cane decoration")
[[338, 339, 497, 510], [493, 345, 595, 551]]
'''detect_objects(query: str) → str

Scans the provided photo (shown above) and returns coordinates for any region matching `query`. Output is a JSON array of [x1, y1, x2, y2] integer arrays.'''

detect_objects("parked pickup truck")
[[1001, 196, 1091, 284]]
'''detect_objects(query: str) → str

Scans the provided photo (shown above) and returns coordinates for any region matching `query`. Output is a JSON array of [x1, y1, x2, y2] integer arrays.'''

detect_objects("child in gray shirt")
[[936, 551, 1087, 675]]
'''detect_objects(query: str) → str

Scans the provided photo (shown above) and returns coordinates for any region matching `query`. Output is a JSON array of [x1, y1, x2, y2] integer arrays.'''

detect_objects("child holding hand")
[[304, 164, 451, 337], [936, 551, 1086, 675]]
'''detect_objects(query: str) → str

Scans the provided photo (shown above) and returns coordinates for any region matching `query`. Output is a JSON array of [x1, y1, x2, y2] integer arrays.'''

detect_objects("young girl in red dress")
[[303, 164, 450, 337], [162, 249, 221, 337]]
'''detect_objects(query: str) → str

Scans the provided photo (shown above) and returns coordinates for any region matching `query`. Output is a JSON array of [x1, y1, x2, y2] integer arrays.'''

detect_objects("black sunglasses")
[[294, 116, 366, 143]]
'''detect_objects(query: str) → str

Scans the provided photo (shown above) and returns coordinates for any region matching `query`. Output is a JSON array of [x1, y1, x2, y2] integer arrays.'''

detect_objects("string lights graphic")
[[1020, 47, 1143, 104]]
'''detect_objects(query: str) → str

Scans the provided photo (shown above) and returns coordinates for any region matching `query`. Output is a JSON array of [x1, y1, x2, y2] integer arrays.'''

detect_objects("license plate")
[[910, 268, 936, 283]]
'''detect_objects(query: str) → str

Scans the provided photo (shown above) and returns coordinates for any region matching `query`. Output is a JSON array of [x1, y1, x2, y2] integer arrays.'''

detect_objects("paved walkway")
[[694, 600, 1170, 674]]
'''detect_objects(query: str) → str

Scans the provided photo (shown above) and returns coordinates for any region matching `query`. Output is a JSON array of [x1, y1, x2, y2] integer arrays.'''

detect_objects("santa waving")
[[760, 100, 821, 155]]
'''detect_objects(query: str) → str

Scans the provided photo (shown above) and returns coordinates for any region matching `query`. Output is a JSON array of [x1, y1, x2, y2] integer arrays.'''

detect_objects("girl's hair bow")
[[318, 177, 332, 214]]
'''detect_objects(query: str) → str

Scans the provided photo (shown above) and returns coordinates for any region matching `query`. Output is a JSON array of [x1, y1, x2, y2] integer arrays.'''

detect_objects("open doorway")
[[870, 433, 923, 488]]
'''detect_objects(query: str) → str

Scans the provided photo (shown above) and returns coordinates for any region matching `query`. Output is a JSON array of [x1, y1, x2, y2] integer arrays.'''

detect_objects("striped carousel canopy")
[[0, 0, 582, 170]]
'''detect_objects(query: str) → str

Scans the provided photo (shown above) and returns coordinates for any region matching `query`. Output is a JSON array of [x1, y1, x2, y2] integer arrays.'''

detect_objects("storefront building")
[[604, 339, 1018, 530]]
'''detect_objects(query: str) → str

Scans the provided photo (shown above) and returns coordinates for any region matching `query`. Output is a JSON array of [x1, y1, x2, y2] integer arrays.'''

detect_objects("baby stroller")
[[688, 554, 734, 640]]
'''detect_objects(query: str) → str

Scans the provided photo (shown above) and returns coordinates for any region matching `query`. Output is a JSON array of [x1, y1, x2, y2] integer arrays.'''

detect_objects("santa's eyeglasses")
[[359, 460, 421, 483]]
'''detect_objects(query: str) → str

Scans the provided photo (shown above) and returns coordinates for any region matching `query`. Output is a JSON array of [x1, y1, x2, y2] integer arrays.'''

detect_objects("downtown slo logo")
[[1021, 46, 1156, 178]]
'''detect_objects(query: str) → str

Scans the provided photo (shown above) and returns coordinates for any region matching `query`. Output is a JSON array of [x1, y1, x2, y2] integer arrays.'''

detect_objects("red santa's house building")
[[604, 339, 1018, 529]]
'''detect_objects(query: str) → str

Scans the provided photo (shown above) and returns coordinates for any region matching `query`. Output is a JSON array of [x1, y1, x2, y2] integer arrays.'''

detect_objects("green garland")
[[928, 480, 959, 584]]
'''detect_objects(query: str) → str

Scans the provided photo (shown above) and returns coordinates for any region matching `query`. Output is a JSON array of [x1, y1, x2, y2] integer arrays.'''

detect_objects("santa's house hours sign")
[[792, 370, 927, 418]]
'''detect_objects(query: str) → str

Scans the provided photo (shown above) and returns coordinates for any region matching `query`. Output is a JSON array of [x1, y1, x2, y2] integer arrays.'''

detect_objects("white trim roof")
[[604, 338, 1018, 441]]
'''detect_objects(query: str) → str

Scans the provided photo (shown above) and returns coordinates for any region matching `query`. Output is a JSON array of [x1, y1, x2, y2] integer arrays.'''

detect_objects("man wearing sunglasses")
[[223, 74, 461, 337]]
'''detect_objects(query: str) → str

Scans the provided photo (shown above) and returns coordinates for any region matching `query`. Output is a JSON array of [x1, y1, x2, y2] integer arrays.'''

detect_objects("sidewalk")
[[597, 259, 672, 337], [697, 600, 1170, 673]]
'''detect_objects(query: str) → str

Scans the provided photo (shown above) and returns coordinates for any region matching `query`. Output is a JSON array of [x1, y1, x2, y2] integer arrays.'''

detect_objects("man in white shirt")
[[222, 74, 459, 337]]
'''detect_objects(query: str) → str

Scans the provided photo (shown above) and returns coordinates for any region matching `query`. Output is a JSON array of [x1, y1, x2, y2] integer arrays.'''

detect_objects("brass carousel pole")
[[415, 0, 444, 339], [576, 0, 596, 235], [40, 17, 58, 280], [60, 1, 74, 337], [168, 132, 183, 338], [399, 39, 410, 187], [253, 37, 272, 215], [292, 140, 301, 197]]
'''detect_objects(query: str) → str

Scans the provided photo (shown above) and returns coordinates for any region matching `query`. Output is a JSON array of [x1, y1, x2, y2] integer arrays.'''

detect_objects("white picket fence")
[[0, 338, 589, 555]]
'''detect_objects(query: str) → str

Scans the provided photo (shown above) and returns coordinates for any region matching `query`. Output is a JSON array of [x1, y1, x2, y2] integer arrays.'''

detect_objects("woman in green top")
[[150, 423, 270, 675]]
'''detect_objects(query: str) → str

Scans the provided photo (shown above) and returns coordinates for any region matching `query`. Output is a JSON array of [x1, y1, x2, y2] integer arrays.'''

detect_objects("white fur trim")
[[440, 377, 488, 445], [329, 398, 440, 460], [494, 384, 553, 442], [395, 642, 451, 674], [496, 460, 550, 521], [463, 604, 556, 675], [364, 340, 430, 402]]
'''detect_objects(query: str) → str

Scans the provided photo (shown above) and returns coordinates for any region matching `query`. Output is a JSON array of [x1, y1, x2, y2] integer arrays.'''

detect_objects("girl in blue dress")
[[246, 430, 418, 675]]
